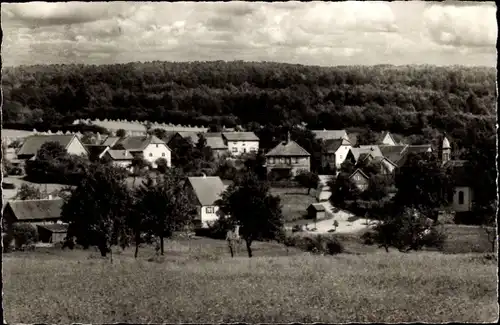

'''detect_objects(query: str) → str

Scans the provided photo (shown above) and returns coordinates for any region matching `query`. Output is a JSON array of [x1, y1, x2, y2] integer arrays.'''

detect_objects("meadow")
[[3, 235, 498, 323]]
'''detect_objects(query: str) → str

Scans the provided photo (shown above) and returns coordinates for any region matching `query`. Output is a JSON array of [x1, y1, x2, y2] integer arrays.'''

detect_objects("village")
[[2, 117, 475, 250]]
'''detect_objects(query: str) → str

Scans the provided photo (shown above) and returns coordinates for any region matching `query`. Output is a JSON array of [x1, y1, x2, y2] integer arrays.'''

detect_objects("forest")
[[2, 61, 496, 152]]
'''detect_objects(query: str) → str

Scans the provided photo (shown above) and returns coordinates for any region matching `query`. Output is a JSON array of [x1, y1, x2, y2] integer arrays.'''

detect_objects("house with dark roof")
[[307, 203, 326, 220], [111, 135, 171, 168], [102, 149, 135, 171], [185, 175, 227, 228], [84, 144, 110, 161], [101, 136, 121, 147], [320, 137, 353, 171], [2, 199, 64, 230], [16, 134, 88, 160], [265, 133, 311, 177], [379, 144, 408, 166], [204, 136, 228, 158], [349, 169, 370, 192], [222, 132, 259, 156], [345, 145, 384, 165], [394, 144, 433, 168]]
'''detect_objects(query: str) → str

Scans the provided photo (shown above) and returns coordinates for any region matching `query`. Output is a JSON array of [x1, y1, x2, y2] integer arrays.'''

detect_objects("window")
[[206, 207, 215, 214], [233, 142, 237, 145], [149, 153, 153, 157], [232, 147, 238, 153], [339, 155, 342, 159], [243, 148, 247, 153], [162, 153, 165, 157], [286, 158, 291, 164], [156, 144, 159, 148], [280, 158, 285, 164], [242, 143, 246, 146], [458, 191, 464, 205], [294, 157, 299, 164]]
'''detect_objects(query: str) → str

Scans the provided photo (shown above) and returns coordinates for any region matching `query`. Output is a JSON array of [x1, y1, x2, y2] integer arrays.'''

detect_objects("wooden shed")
[[307, 203, 326, 220], [37, 224, 69, 243]]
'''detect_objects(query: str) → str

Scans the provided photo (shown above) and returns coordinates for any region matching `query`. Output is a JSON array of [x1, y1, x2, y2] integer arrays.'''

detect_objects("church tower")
[[442, 135, 451, 165]]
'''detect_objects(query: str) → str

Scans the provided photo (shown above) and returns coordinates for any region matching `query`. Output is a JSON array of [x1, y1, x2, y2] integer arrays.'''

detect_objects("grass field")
[[270, 187, 317, 222], [3, 235, 498, 323]]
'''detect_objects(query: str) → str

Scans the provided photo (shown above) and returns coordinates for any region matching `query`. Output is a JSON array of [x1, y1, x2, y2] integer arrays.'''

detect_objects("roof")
[[4, 199, 63, 221], [205, 136, 227, 149], [222, 132, 259, 141], [177, 131, 200, 144], [323, 139, 343, 153], [101, 136, 121, 147], [84, 145, 109, 159], [37, 223, 69, 233], [349, 146, 383, 162], [204, 132, 224, 138], [265, 140, 310, 156], [113, 135, 167, 151], [105, 150, 134, 161], [349, 168, 369, 180], [308, 203, 326, 212], [405, 144, 433, 154], [188, 176, 226, 206], [371, 156, 397, 167], [162, 131, 178, 143], [379, 145, 408, 164], [312, 130, 348, 141], [16, 135, 77, 157], [347, 133, 358, 146], [377, 131, 397, 145]]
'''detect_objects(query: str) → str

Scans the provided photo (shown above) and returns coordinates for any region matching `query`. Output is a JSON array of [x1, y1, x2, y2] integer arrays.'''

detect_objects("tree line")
[[2, 61, 495, 153]]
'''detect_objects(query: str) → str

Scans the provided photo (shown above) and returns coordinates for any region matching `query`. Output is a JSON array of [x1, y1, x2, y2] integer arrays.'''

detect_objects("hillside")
[[2, 62, 496, 150]]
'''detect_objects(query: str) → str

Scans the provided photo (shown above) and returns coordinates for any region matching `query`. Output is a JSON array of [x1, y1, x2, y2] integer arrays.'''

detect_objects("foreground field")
[[3, 237, 498, 323]]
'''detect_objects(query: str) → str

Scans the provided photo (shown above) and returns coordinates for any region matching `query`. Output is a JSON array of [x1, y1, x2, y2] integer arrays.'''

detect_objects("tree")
[[135, 168, 197, 255], [155, 158, 169, 173], [116, 129, 127, 137], [152, 128, 168, 140], [61, 163, 132, 257], [393, 152, 453, 218], [328, 172, 361, 206], [216, 172, 284, 257], [295, 170, 319, 195], [129, 156, 150, 186]]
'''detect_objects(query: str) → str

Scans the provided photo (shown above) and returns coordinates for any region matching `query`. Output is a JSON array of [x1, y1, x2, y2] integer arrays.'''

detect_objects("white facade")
[[142, 143, 172, 168], [200, 205, 220, 227], [452, 186, 473, 212], [66, 137, 88, 157], [227, 140, 259, 156], [334, 145, 352, 169], [381, 133, 396, 146]]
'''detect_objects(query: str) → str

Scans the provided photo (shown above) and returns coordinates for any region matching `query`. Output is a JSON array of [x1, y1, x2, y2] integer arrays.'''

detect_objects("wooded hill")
[[2, 61, 496, 151]]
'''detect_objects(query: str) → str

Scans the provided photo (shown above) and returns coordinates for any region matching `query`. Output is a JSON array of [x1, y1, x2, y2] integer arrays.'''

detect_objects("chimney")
[[287, 131, 291, 144]]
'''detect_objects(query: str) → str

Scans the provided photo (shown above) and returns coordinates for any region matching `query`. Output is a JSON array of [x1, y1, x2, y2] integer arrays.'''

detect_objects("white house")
[[222, 132, 259, 156], [186, 175, 227, 228], [16, 134, 88, 160], [321, 138, 352, 171], [111, 135, 171, 168]]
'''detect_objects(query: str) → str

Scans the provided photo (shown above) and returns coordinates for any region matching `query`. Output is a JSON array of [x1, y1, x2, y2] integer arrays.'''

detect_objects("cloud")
[[423, 3, 497, 48], [1, 1, 496, 67]]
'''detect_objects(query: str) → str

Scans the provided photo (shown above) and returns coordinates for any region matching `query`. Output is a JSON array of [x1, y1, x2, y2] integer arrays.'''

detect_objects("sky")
[[1, 1, 497, 67]]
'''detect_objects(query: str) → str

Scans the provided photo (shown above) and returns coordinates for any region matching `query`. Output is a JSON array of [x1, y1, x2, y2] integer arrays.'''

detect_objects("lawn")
[[270, 187, 317, 222], [3, 236, 498, 323]]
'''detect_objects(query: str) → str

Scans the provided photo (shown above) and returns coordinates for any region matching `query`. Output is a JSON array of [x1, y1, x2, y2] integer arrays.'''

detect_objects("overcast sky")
[[1, 1, 497, 67]]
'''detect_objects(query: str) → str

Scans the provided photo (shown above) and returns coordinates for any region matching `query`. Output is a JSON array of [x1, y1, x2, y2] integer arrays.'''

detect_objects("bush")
[[287, 234, 345, 255], [3, 233, 14, 253], [11, 223, 38, 249], [325, 237, 344, 255], [202, 217, 233, 239], [291, 225, 303, 233], [421, 228, 447, 250], [361, 231, 376, 245]]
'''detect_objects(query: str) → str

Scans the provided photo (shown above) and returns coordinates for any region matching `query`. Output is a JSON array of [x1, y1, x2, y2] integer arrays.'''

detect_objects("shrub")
[[203, 217, 233, 239], [361, 231, 376, 245], [325, 237, 344, 255], [291, 225, 303, 233], [421, 228, 447, 250], [11, 223, 38, 249], [288, 234, 345, 255]]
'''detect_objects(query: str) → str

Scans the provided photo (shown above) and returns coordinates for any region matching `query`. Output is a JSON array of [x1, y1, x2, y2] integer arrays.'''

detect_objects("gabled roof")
[[308, 203, 326, 212], [349, 168, 369, 181], [37, 223, 69, 233], [349, 146, 383, 162], [312, 130, 348, 141], [265, 140, 310, 156], [371, 155, 398, 168], [84, 145, 109, 159], [162, 131, 178, 144], [205, 136, 227, 150], [187, 176, 226, 206], [101, 136, 121, 147], [113, 135, 167, 151], [379, 145, 408, 164], [105, 149, 135, 161], [323, 139, 344, 153], [4, 199, 63, 221], [222, 132, 259, 141], [16, 135, 78, 157], [177, 131, 201, 144]]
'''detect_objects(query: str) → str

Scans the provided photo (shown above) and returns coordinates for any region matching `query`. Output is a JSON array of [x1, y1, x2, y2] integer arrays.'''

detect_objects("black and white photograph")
[[1, 0, 498, 323]]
